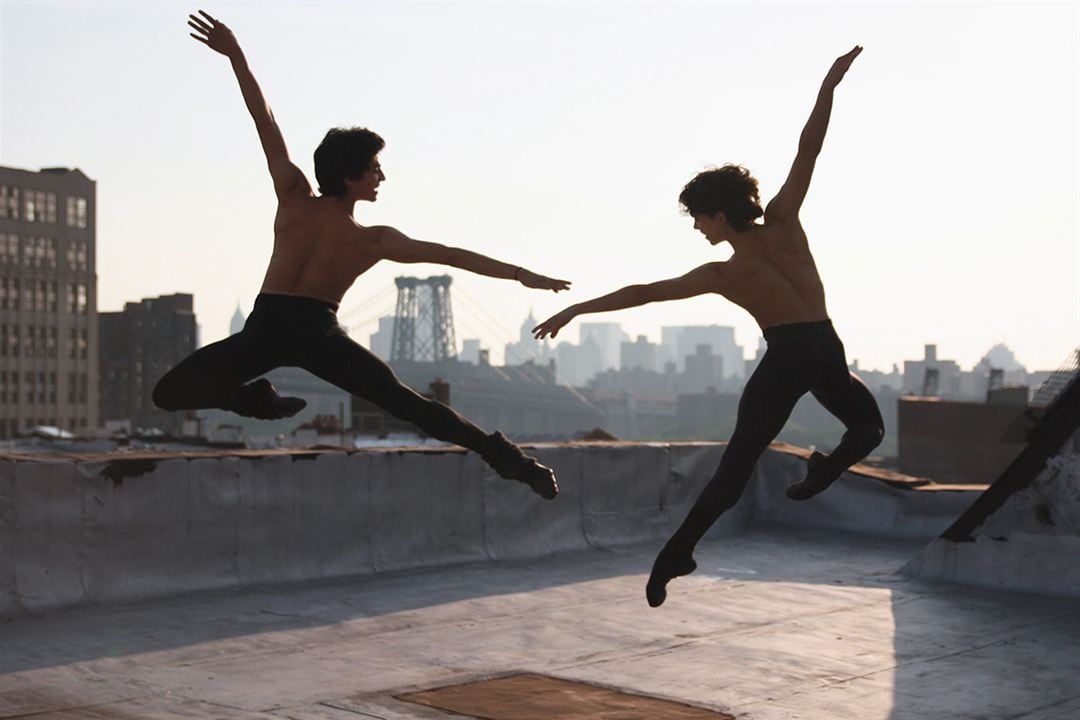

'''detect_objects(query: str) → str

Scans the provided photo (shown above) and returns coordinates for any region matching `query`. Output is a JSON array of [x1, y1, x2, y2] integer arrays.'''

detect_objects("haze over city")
[[1, 1, 1076, 371]]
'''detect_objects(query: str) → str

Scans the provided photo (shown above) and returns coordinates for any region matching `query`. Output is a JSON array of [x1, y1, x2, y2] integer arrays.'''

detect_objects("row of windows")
[[0, 186, 89, 228], [0, 370, 88, 405], [0, 324, 88, 359], [0, 234, 90, 272], [0, 418, 91, 437], [0, 280, 88, 313]]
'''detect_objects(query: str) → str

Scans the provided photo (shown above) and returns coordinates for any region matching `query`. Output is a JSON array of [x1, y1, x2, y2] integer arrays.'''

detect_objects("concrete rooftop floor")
[[2, 525, 1078, 720]]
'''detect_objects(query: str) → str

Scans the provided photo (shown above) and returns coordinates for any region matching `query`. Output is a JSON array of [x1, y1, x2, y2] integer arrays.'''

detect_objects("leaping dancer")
[[154, 11, 567, 499], [534, 47, 884, 603]]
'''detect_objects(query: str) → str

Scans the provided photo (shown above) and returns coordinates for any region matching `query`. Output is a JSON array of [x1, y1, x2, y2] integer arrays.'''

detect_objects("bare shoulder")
[[683, 261, 728, 292], [756, 217, 810, 253], [365, 224, 405, 242]]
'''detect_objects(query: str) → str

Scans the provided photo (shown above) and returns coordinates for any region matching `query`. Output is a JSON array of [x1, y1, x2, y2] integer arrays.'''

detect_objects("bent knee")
[[854, 423, 885, 449]]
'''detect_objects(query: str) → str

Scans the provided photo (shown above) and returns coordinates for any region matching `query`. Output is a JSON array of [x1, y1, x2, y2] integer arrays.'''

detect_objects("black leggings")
[[668, 320, 884, 552], [152, 293, 490, 453]]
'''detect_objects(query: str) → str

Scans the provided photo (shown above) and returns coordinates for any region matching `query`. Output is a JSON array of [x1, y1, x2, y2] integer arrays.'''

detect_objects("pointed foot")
[[646, 547, 697, 608], [483, 431, 559, 500], [230, 378, 307, 420], [786, 450, 838, 501]]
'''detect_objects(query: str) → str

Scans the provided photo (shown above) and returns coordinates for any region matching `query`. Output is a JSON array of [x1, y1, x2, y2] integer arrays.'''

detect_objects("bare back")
[[259, 196, 381, 306], [716, 219, 829, 330]]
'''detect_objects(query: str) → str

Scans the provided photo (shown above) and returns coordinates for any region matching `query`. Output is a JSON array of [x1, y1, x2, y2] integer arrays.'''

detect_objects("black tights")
[[152, 293, 491, 453], [667, 320, 884, 554]]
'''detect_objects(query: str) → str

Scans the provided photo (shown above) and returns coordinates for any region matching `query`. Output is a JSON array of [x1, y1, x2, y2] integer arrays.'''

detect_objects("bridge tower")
[[390, 275, 457, 363]]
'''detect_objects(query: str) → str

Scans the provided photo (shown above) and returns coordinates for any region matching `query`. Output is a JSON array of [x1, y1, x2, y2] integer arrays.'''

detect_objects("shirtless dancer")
[[154, 11, 567, 498], [534, 47, 884, 602]]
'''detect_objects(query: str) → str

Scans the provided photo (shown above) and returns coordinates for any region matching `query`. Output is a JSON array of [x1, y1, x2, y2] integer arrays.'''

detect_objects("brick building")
[[0, 166, 97, 437]]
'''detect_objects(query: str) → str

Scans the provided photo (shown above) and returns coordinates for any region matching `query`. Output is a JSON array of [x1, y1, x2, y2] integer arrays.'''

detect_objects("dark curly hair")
[[678, 164, 764, 232], [313, 127, 385, 197]]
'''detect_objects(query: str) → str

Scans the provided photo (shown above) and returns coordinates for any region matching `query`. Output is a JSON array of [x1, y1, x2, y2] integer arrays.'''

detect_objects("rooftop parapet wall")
[[903, 411, 1080, 598], [0, 443, 977, 618]]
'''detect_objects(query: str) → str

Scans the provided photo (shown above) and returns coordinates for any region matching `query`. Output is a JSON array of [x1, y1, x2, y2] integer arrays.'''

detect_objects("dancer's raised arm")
[[533, 263, 723, 339], [374, 226, 571, 292], [188, 10, 310, 199], [765, 46, 862, 222]]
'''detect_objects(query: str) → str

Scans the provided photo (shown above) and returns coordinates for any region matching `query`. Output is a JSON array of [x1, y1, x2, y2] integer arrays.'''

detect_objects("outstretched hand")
[[517, 268, 571, 293], [532, 307, 577, 340], [825, 45, 863, 87], [188, 10, 240, 58]]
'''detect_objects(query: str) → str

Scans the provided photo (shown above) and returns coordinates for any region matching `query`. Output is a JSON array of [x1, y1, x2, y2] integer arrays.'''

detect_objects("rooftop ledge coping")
[[0, 439, 985, 493]]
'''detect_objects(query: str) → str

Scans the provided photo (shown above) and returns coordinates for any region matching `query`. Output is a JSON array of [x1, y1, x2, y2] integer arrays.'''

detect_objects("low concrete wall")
[[903, 428, 1080, 598], [0, 443, 978, 617]]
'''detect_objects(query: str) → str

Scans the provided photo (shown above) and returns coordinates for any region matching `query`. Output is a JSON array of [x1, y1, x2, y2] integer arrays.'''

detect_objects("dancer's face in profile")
[[350, 156, 386, 202], [692, 212, 727, 246]]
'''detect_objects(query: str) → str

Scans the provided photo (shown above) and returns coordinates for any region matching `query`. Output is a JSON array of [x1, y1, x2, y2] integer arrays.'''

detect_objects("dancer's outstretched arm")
[[374, 226, 570, 292], [188, 10, 310, 199], [765, 46, 862, 222], [533, 263, 723, 339]]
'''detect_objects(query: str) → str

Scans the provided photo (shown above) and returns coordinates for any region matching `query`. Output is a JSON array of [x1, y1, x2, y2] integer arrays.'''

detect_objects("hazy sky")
[[2, 1, 1076, 372]]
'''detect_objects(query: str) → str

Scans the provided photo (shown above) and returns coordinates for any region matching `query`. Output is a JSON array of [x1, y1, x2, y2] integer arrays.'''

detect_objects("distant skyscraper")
[[369, 316, 395, 360], [621, 335, 658, 372], [682, 344, 723, 394], [580, 322, 627, 372], [554, 334, 605, 387], [0, 165, 98, 437], [460, 338, 483, 365], [662, 325, 744, 378], [504, 309, 550, 366], [100, 293, 196, 434], [230, 304, 246, 335]]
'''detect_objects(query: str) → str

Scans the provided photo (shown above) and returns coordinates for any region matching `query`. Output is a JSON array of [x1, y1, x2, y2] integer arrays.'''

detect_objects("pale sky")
[[1, 1, 1076, 372]]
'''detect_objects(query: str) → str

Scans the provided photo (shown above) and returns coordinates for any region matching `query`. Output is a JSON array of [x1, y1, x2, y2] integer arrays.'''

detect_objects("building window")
[[23, 190, 57, 224], [8, 324, 18, 357], [0, 371, 6, 403], [25, 326, 35, 358], [78, 328, 88, 358], [9, 279, 18, 311], [79, 373, 87, 403], [0, 234, 16, 265], [48, 373, 57, 403], [77, 283, 88, 314], [65, 196, 88, 229], [64, 239, 89, 273], [47, 282, 57, 312], [25, 372, 34, 404], [38, 372, 46, 404], [0, 186, 18, 220], [68, 372, 77, 403], [69, 328, 78, 359], [34, 280, 46, 313]]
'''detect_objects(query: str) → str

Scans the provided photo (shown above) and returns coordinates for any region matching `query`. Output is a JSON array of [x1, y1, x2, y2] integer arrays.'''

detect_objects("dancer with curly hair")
[[534, 47, 884, 602]]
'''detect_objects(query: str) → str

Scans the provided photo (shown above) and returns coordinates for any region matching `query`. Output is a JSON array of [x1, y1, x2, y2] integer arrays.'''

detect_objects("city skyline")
[[356, 302, 1058, 378], [2, 2, 1076, 373]]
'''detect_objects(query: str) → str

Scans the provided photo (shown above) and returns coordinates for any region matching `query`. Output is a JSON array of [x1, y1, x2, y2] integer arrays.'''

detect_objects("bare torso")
[[259, 196, 380, 306], [714, 219, 829, 329]]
